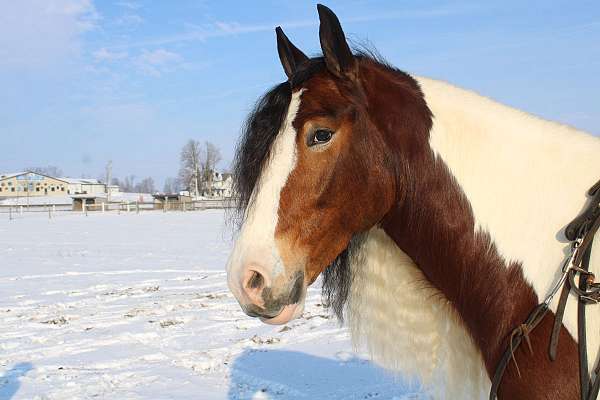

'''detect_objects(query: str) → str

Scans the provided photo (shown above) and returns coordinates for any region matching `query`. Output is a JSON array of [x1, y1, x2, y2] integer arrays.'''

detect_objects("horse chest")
[[347, 228, 491, 399]]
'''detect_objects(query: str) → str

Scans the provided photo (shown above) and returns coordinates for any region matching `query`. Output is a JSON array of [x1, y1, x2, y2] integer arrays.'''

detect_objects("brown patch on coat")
[[275, 56, 579, 398], [275, 71, 396, 284]]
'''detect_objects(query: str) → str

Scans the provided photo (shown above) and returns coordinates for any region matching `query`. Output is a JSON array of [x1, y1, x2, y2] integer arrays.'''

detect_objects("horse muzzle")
[[229, 264, 306, 325]]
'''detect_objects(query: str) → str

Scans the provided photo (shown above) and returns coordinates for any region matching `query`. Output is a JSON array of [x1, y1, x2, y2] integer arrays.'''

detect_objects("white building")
[[201, 172, 233, 198], [61, 178, 109, 195], [107, 185, 120, 196], [0, 171, 69, 197]]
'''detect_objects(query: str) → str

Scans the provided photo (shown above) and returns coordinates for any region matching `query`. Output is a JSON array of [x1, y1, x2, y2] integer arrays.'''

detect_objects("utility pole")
[[26, 174, 31, 208], [106, 161, 112, 203]]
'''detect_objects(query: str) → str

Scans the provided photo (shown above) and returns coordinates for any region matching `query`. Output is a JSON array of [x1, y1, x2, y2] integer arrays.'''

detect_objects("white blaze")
[[226, 89, 304, 303]]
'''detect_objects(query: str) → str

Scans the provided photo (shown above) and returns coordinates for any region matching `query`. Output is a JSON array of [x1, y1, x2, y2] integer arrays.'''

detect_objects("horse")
[[225, 4, 600, 399]]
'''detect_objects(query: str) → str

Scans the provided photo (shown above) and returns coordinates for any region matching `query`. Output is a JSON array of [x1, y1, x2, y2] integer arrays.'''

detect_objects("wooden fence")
[[0, 199, 235, 218]]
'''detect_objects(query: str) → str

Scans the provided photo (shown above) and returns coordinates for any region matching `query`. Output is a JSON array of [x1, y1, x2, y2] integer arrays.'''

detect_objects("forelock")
[[231, 82, 292, 225], [231, 58, 328, 227]]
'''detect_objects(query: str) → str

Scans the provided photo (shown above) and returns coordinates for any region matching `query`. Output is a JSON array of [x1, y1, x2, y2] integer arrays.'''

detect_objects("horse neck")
[[418, 77, 600, 309], [376, 74, 600, 374]]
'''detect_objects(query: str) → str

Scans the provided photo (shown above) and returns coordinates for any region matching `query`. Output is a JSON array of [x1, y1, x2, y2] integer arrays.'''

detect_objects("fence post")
[[19, 205, 23, 215], [126, 202, 130, 213], [136, 201, 139, 214], [101, 202, 105, 213], [49, 206, 52, 219], [9, 206, 12, 221], [52, 204, 56, 214]]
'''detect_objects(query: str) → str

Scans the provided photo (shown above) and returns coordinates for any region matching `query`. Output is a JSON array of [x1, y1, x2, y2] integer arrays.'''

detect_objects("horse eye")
[[312, 129, 333, 145]]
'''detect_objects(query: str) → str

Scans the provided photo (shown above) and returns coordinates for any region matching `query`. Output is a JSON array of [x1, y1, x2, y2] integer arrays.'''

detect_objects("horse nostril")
[[246, 270, 264, 290], [242, 268, 268, 307]]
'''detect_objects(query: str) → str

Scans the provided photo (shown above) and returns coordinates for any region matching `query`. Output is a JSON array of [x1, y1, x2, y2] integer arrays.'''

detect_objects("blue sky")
[[1, 1, 599, 187]]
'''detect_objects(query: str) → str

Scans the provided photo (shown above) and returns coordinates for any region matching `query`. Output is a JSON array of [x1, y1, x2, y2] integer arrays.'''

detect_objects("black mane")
[[321, 233, 366, 321], [231, 81, 291, 223], [231, 58, 327, 226]]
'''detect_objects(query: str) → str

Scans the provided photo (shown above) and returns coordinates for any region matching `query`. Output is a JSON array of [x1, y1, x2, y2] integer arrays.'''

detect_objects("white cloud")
[[134, 49, 184, 76], [0, 0, 99, 69], [104, 4, 483, 50], [93, 48, 128, 62], [115, 1, 141, 10], [138, 49, 182, 65], [115, 13, 143, 27]]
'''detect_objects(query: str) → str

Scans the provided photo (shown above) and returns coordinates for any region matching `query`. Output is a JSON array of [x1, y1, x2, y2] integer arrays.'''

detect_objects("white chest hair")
[[347, 228, 491, 399]]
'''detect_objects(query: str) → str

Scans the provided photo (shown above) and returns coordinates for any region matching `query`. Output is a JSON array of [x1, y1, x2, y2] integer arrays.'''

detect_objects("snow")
[[0, 193, 152, 207], [0, 210, 424, 399], [0, 196, 72, 206]]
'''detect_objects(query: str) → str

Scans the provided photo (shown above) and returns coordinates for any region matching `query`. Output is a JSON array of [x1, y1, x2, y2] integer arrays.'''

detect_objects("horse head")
[[226, 4, 430, 324]]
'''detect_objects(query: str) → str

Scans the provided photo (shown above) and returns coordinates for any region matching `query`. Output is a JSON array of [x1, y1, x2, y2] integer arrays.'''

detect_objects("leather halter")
[[490, 179, 600, 400]]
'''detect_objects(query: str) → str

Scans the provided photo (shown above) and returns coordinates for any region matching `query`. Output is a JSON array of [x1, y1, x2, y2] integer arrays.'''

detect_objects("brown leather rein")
[[490, 179, 600, 400]]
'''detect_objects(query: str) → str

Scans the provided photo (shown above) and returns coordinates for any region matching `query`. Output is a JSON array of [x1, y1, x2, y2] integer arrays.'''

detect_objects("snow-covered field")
[[0, 193, 152, 207], [0, 210, 423, 400]]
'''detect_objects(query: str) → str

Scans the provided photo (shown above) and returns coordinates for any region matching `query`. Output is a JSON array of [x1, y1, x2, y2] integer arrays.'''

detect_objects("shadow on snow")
[[0, 362, 33, 400], [227, 349, 423, 400]]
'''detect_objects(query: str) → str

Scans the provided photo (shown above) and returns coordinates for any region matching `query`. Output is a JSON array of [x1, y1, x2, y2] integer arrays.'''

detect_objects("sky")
[[1, 1, 599, 188]]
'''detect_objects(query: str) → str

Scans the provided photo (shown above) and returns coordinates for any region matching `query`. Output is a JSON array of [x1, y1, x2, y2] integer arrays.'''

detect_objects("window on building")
[[61, 187, 65, 191], [51, 187, 55, 191], [36, 187, 40, 192], [11, 187, 15, 192]]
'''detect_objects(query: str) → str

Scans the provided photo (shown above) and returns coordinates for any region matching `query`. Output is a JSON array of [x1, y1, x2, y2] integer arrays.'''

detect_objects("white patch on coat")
[[226, 89, 304, 302], [419, 76, 600, 371], [348, 228, 491, 399]]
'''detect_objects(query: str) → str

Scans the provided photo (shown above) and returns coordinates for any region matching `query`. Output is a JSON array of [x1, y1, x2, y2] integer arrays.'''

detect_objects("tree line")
[[23, 139, 223, 196], [173, 140, 222, 196], [112, 139, 224, 195]]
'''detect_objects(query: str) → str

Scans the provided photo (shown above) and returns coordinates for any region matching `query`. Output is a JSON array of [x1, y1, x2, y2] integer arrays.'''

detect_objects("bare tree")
[[114, 175, 137, 192], [163, 177, 180, 193], [135, 177, 155, 193], [111, 177, 121, 188], [27, 165, 63, 177], [202, 141, 222, 196], [179, 140, 204, 197]]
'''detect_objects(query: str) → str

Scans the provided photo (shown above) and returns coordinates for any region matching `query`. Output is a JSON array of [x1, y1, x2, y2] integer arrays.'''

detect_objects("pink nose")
[[241, 266, 270, 307]]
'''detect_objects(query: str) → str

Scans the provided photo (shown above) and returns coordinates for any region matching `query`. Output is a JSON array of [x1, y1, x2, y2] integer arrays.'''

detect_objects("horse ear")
[[317, 4, 356, 80], [276, 26, 308, 79]]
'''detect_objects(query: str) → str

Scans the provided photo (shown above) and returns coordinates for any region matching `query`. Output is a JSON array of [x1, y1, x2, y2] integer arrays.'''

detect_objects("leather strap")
[[549, 274, 571, 361], [579, 244, 592, 399], [566, 179, 600, 241], [491, 178, 600, 399], [489, 304, 549, 400], [589, 359, 600, 400]]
